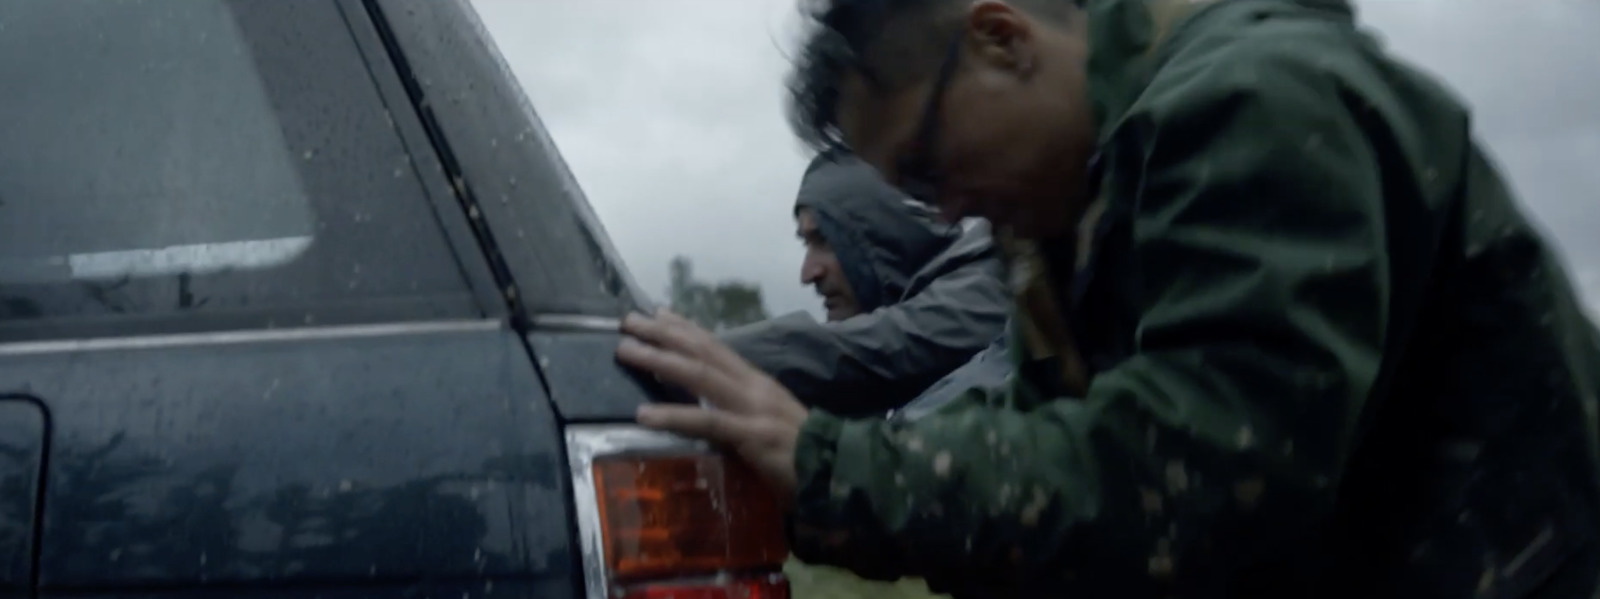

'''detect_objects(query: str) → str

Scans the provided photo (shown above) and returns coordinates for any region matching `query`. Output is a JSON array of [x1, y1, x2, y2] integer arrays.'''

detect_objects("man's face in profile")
[[834, 1, 1098, 240], [796, 207, 860, 321]]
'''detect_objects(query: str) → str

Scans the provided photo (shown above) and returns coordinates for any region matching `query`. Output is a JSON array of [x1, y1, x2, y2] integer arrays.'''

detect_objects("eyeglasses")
[[895, 36, 963, 209]]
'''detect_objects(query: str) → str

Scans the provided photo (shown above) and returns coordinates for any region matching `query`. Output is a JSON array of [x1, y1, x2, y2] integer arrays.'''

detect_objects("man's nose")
[[800, 256, 824, 285]]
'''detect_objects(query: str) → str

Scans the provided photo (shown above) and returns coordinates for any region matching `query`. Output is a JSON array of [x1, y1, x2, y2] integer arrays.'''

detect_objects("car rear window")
[[0, 0, 483, 340]]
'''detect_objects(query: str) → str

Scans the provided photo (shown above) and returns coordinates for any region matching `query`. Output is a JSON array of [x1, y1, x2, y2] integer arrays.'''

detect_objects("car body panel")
[[36, 580, 567, 599], [0, 323, 575, 596], [0, 398, 44, 597], [527, 330, 656, 423], [0, 0, 661, 596]]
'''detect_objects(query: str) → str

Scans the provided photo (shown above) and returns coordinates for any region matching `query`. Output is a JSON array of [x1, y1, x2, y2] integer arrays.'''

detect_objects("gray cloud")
[[470, 0, 1600, 321], [1358, 0, 1600, 320], [470, 0, 819, 317]]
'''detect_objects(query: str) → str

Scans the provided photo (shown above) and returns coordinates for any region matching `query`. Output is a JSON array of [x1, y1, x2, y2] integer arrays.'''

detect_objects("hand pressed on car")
[[616, 309, 808, 499]]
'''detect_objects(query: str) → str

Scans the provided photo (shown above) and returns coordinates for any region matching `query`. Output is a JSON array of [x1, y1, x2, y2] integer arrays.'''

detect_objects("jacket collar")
[[1083, 0, 1355, 141]]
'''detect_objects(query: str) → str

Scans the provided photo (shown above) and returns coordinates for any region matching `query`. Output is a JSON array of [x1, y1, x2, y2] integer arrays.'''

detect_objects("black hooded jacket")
[[721, 154, 1009, 416]]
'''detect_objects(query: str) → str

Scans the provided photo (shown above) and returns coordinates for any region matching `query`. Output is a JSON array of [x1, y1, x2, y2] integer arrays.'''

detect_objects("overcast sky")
[[469, 0, 1600, 321]]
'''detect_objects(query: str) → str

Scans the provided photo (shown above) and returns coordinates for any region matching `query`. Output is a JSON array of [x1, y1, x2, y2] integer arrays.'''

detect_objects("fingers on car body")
[[618, 310, 754, 411], [635, 399, 749, 446], [617, 311, 806, 495]]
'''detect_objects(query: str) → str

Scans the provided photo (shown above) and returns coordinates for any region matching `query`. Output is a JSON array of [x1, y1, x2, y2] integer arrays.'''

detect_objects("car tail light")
[[568, 425, 791, 599], [615, 577, 788, 599]]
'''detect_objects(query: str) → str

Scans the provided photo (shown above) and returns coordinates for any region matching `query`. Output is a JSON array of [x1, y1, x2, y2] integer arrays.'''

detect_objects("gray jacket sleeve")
[[891, 329, 1014, 422], [720, 257, 1008, 417]]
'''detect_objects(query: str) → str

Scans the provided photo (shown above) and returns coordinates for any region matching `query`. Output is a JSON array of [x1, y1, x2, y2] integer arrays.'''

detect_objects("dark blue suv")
[[0, 1, 789, 598]]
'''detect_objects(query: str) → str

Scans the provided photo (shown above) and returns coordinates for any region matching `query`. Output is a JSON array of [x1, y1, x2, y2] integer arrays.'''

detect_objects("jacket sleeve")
[[893, 329, 1014, 422], [720, 255, 1008, 417], [787, 47, 1391, 595]]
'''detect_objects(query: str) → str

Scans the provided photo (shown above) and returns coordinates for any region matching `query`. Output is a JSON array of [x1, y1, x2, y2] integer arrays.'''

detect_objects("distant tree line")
[[666, 256, 768, 331]]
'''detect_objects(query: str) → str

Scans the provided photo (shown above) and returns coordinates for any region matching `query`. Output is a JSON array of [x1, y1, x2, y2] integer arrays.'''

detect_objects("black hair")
[[784, 0, 1081, 153]]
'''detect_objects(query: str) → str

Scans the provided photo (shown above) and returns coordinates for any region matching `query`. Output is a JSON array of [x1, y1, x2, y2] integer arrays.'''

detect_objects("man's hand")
[[615, 309, 809, 499]]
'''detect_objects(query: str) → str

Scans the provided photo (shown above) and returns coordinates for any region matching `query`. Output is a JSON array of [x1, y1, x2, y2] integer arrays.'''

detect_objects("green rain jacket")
[[785, 0, 1600, 597]]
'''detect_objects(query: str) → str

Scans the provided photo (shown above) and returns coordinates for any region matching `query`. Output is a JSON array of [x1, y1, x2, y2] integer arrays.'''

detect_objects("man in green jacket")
[[615, 0, 1600, 596]]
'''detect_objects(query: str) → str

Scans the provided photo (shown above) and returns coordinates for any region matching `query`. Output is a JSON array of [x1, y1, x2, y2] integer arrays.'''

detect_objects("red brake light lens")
[[591, 452, 788, 582], [617, 575, 790, 599]]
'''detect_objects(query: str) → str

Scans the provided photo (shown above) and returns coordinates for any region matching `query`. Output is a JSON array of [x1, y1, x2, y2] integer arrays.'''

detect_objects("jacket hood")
[[1084, 0, 1355, 140], [794, 153, 958, 313]]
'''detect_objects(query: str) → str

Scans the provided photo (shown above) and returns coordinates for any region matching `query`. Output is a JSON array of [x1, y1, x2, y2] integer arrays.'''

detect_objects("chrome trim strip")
[[565, 424, 706, 599], [531, 314, 621, 333], [0, 319, 502, 356]]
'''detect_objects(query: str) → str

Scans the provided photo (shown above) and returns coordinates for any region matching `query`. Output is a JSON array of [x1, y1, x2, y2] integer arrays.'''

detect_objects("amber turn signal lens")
[[592, 452, 788, 582], [617, 575, 790, 599]]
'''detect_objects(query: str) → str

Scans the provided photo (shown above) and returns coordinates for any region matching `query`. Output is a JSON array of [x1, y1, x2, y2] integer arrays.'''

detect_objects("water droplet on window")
[[831, 481, 850, 499], [1148, 538, 1174, 578], [1019, 487, 1048, 526], [1477, 566, 1496, 595], [1234, 478, 1265, 509], [1165, 461, 1189, 494], [1140, 487, 1163, 514]]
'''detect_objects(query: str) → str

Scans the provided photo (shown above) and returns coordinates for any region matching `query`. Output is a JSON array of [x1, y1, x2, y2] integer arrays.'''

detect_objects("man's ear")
[[964, 0, 1036, 76]]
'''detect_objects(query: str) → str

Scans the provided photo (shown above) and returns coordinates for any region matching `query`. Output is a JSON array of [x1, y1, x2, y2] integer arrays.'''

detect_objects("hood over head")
[[794, 151, 959, 313]]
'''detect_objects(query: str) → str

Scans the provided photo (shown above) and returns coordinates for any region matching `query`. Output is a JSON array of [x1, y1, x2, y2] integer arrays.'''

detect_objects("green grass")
[[784, 557, 949, 599]]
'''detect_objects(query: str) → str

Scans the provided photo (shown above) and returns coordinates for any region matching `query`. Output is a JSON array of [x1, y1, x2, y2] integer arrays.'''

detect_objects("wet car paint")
[[0, 398, 43, 597], [529, 331, 663, 423], [0, 324, 576, 596], [0, 0, 658, 596]]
